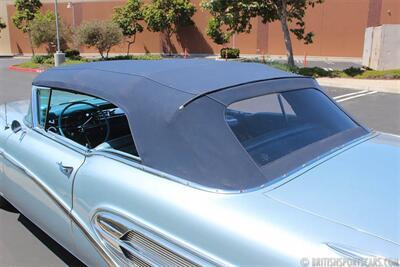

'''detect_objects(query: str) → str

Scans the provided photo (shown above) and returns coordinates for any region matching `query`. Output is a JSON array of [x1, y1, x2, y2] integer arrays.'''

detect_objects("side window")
[[24, 101, 33, 127], [37, 88, 139, 158], [37, 88, 51, 127]]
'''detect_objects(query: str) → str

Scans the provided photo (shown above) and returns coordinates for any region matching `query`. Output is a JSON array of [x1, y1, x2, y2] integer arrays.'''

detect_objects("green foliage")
[[201, 0, 259, 45], [220, 47, 240, 59], [355, 69, 400, 79], [12, 0, 42, 33], [12, 0, 42, 54], [298, 66, 329, 77], [143, 0, 196, 37], [43, 56, 54, 65], [75, 21, 123, 59], [343, 66, 364, 77], [258, 0, 324, 45], [0, 17, 6, 34], [64, 48, 80, 59], [101, 54, 162, 60], [31, 54, 52, 64], [206, 18, 228, 45], [31, 11, 71, 53], [15, 61, 42, 69], [201, 0, 323, 66], [113, 0, 144, 55], [113, 0, 144, 38]]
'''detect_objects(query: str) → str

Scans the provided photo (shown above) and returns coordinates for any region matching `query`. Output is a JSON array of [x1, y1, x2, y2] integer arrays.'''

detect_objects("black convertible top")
[[33, 60, 364, 191], [33, 59, 298, 96]]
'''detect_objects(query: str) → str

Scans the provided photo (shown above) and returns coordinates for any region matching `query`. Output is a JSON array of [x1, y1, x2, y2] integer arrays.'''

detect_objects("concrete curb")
[[8, 65, 44, 73], [317, 78, 400, 94]]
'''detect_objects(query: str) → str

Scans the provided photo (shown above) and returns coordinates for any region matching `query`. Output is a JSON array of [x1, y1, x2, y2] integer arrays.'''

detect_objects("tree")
[[31, 11, 71, 54], [201, 0, 323, 68], [0, 17, 6, 37], [143, 0, 196, 54], [201, 1, 259, 46], [75, 21, 122, 59], [12, 0, 42, 55], [113, 0, 144, 56]]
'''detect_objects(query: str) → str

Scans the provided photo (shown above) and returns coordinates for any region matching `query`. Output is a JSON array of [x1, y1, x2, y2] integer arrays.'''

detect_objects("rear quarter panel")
[[72, 153, 400, 266]]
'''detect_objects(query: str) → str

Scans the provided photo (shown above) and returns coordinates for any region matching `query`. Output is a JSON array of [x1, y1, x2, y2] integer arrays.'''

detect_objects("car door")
[[2, 87, 86, 254]]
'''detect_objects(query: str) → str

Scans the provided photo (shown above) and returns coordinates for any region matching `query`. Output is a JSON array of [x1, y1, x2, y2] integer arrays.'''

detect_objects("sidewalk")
[[317, 78, 400, 94]]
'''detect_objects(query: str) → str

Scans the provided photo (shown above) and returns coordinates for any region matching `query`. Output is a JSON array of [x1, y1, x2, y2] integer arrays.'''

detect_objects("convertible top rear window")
[[226, 89, 361, 167]]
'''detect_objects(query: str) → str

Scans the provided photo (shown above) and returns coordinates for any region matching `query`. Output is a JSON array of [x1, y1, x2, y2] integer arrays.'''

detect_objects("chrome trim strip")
[[326, 243, 399, 266], [92, 210, 225, 267], [326, 243, 373, 262], [1, 150, 116, 267], [33, 127, 89, 155], [88, 132, 376, 195]]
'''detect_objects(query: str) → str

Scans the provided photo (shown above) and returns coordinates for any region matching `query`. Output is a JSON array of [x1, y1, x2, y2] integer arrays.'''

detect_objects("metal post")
[[54, 0, 65, 66]]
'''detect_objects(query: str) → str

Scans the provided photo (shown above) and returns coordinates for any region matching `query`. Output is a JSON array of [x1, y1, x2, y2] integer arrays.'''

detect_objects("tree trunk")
[[126, 35, 136, 56], [165, 30, 173, 55], [127, 42, 132, 56], [278, 0, 295, 68], [27, 31, 35, 56]]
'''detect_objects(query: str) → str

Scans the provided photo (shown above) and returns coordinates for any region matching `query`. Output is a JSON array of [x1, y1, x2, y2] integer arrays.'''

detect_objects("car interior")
[[41, 89, 139, 157], [225, 89, 357, 166]]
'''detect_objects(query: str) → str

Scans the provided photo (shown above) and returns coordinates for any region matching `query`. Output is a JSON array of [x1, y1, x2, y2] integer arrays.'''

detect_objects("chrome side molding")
[[326, 243, 399, 266], [93, 211, 221, 267]]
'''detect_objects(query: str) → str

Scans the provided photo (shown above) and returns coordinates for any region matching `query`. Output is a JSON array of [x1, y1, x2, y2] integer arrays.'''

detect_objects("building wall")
[[1, 0, 400, 57], [0, 0, 12, 55]]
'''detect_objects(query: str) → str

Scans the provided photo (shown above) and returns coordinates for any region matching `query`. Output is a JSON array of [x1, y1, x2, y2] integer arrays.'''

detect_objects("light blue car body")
[[0, 64, 399, 267]]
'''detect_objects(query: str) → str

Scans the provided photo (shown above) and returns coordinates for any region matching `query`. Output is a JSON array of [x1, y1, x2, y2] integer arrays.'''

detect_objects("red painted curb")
[[8, 65, 44, 73]]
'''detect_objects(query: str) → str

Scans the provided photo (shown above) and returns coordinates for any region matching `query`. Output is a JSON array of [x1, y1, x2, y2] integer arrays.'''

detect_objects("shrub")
[[65, 48, 80, 58], [298, 67, 330, 77], [75, 21, 123, 59], [220, 48, 240, 59], [43, 57, 54, 65], [31, 11, 71, 54], [92, 54, 162, 61], [343, 67, 364, 77], [32, 54, 52, 64], [105, 55, 134, 60]]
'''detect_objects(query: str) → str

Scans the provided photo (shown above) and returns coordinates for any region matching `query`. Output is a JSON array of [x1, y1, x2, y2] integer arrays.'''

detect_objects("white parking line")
[[336, 91, 378, 102], [333, 90, 369, 100]]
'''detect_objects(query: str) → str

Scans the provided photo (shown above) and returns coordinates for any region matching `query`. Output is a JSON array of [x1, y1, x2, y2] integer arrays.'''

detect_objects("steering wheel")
[[58, 101, 110, 148]]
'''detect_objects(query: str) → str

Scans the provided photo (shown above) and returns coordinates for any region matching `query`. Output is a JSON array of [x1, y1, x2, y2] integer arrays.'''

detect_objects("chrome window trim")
[[87, 131, 376, 195], [31, 85, 50, 129], [33, 127, 89, 155], [31, 86, 92, 155], [91, 148, 141, 163]]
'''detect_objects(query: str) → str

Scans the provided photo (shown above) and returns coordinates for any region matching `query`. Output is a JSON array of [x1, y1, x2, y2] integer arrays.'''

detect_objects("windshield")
[[226, 88, 363, 167]]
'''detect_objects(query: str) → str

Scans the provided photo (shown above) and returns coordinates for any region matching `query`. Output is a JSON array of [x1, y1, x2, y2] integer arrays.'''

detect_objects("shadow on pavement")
[[1, 197, 85, 267], [17, 215, 85, 267]]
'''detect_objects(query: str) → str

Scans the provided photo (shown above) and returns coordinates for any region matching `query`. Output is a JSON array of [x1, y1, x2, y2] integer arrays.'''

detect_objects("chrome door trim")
[[33, 127, 89, 155], [92, 209, 226, 267], [1, 149, 116, 266]]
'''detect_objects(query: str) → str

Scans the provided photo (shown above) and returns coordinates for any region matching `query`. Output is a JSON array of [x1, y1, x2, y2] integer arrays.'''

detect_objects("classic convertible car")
[[0, 60, 399, 267]]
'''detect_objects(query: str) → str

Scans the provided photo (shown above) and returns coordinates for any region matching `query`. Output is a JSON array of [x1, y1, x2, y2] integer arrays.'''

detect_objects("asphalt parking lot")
[[0, 57, 399, 266]]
